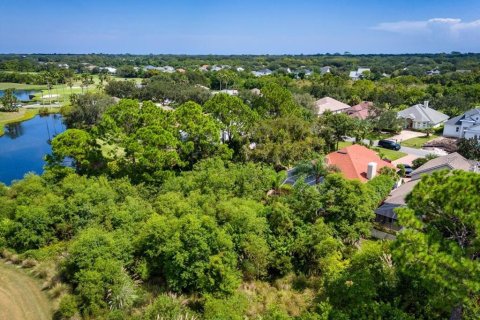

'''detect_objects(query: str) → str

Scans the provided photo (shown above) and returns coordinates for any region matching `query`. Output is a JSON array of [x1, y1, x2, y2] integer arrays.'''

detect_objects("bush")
[[57, 294, 79, 319], [143, 294, 190, 320]]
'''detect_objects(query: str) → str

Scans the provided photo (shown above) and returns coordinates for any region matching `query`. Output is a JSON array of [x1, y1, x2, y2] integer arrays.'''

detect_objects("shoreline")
[[0, 107, 61, 137]]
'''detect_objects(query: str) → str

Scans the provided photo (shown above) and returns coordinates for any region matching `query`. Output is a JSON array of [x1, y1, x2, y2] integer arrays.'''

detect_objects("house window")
[[456, 127, 460, 132]]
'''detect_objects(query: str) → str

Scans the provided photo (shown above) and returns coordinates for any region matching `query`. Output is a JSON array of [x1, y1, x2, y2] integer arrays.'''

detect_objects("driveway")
[[388, 130, 425, 143], [392, 154, 419, 166]]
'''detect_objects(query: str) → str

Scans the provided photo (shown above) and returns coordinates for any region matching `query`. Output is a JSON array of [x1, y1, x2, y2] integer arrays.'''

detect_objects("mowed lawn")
[[400, 134, 438, 149], [337, 141, 407, 161], [0, 82, 47, 90]]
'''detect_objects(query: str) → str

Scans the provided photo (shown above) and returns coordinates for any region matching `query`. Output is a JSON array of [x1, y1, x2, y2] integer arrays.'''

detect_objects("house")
[[211, 65, 222, 72], [375, 152, 478, 228], [314, 97, 351, 115], [236, 67, 245, 72], [325, 144, 395, 182], [213, 89, 238, 96], [103, 67, 117, 74], [158, 66, 175, 73], [320, 66, 331, 75], [199, 65, 209, 72], [344, 101, 374, 120], [397, 101, 449, 130], [426, 69, 441, 76], [443, 108, 480, 140], [349, 67, 370, 80], [252, 69, 273, 77]]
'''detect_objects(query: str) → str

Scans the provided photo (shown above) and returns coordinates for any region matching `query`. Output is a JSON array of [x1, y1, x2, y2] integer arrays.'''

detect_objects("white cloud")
[[372, 18, 480, 36]]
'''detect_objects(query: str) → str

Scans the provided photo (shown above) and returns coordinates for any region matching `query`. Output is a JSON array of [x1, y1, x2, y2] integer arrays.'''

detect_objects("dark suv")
[[378, 139, 401, 151]]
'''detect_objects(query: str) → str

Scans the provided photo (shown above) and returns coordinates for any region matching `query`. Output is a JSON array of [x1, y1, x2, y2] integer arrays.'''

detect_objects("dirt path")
[[0, 262, 52, 320]]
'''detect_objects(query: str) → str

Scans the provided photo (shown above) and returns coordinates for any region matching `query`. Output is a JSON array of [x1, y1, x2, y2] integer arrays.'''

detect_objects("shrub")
[[57, 294, 79, 319]]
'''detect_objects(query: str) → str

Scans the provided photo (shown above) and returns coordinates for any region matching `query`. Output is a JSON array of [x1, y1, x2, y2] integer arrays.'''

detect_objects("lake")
[[0, 89, 39, 101], [0, 114, 66, 185]]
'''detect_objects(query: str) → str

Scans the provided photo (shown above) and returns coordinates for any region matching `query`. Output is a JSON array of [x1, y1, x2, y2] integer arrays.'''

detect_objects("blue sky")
[[0, 0, 479, 54]]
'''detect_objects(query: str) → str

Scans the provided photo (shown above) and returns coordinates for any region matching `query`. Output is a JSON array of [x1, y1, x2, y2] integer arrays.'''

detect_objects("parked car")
[[397, 164, 413, 177], [378, 139, 401, 151]]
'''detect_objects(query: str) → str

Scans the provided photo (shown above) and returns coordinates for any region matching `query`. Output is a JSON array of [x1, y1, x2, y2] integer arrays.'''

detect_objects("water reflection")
[[4, 122, 23, 139], [0, 114, 66, 185]]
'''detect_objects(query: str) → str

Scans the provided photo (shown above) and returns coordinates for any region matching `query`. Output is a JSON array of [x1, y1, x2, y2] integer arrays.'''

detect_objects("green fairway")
[[0, 82, 47, 90], [400, 134, 438, 149]]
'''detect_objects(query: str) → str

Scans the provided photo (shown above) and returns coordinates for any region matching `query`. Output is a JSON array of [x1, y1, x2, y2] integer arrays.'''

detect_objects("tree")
[[255, 82, 302, 118], [137, 214, 241, 295], [316, 111, 354, 151], [411, 153, 438, 169], [62, 92, 115, 128], [246, 116, 324, 169], [457, 137, 480, 160], [392, 170, 480, 318], [203, 93, 258, 148], [0, 88, 18, 111], [175, 101, 232, 166], [318, 174, 376, 244], [294, 156, 338, 184], [49, 129, 103, 174]]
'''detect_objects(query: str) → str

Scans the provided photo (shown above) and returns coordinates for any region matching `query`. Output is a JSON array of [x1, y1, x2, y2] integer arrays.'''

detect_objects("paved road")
[[398, 146, 433, 157], [345, 137, 442, 158]]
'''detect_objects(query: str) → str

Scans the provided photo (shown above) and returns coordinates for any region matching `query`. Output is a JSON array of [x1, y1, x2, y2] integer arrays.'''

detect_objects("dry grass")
[[240, 275, 316, 317]]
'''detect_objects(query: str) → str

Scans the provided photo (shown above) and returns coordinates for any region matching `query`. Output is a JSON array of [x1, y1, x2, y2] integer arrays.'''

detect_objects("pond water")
[[0, 90, 39, 101], [0, 114, 66, 185]]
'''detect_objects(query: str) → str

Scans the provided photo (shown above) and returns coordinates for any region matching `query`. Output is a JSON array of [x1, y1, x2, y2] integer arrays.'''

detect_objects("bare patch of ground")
[[0, 262, 52, 320]]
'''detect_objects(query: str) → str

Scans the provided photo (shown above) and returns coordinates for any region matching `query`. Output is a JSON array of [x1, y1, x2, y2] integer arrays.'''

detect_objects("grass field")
[[0, 82, 47, 90], [374, 147, 407, 161], [400, 134, 438, 149], [0, 262, 52, 320]]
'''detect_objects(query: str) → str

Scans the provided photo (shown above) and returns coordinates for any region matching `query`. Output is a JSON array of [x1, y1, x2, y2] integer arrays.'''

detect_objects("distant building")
[[443, 108, 480, 141], [320, 66, 331, 75], [349, 67, 370, 80], [426, 69, 441, 76], [236, 67, 245, 72], [314, 97, 351, 115], [397, 101, 449, 130], [344, 101, 374, 120], [252, 69, 273, 77], [99, 66, 117, 74], [57, 63, 69, 69]]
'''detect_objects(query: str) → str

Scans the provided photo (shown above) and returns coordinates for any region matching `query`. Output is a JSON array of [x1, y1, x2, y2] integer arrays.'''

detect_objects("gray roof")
[[411, 152, 473, 179], [375, 180, 420, 219], [445, 108, 480, 126], [398, 104, 449, 124]]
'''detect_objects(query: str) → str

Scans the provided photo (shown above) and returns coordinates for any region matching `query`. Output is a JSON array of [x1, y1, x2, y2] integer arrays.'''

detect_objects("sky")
[[0, 0, 479, 54]]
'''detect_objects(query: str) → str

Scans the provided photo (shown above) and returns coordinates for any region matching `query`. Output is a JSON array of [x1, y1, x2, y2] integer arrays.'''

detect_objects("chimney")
[[423, 100, 429, 108], [367, 162, 377, 180]]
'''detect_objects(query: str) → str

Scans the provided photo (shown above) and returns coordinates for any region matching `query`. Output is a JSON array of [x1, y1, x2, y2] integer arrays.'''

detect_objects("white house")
[[397, 101, 449, 130], [443, 108, 480, 140], [252, 69, 273, 77], [349, 67, 370, 80]]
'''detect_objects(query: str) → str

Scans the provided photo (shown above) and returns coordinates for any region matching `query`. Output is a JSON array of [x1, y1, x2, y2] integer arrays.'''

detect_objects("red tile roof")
[[326, 144, 394, 182], [344, 101, 373, 120]]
